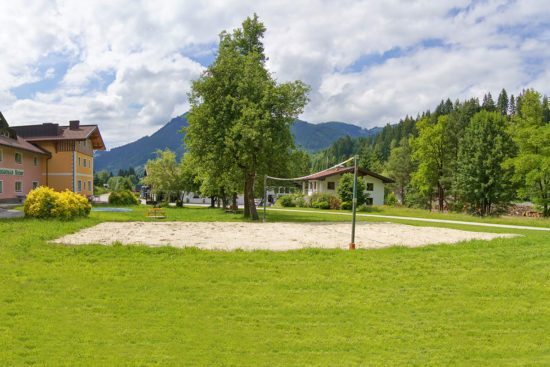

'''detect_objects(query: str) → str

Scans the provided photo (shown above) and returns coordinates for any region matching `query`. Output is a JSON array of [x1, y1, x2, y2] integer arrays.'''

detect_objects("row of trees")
[[315, 88, 548, 216], [390, 89, 549, 216], [93, 167, 141, 192], [142, 86, 548, 217]]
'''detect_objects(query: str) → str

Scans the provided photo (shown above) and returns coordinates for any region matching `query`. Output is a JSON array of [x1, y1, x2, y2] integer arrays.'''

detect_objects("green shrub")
[[108, 190, 140, 205], [24, 187, 91, 220], [294, 195, 307, 208], [310, 193, 340, 210], [93, 186, 109, 195], [357, 204, 372, 212], [385, 192, 398, 206], [276, 195, 296, 207], [313, 201, 330, 209], [341, 201, 352, 210]]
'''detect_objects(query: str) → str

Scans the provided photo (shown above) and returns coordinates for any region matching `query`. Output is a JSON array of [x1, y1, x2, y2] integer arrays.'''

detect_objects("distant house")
[[299, 166, 393, 205]]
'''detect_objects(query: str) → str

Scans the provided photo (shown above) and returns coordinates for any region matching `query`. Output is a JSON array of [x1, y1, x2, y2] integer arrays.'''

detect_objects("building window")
[[15, 152, 22, 164], [83, 158, 87, 167], [15, 181, 22, 193], [77, 180, 82, 192], [88, 181, 92, 191], [327, 182, 335, 190], [0, 149, 3, 162], [366, 183, 374, 191], [313, 181, 317, 190], [0, 180, 3, 193], [308, 182, 312, 190], [366, 198, 374, 205], [32, 181, 39, 189], [78, 157, 81, 166], [33, 156, 39, 166]]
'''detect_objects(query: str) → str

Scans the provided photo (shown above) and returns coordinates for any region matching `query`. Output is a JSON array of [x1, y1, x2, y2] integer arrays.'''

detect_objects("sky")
[[0, 0, 548, 148]]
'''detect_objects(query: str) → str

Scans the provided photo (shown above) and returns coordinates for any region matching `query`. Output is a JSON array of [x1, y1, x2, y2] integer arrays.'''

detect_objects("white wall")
[[363, 176, 385, 205], [306, 174, 386, 205]]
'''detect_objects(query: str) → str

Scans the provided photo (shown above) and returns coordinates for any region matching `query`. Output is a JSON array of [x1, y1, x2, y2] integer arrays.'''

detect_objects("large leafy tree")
[[454, 111, 515, 215], [143, 149, 187, 195], [505, 89, 550, 216], [385, 138, 415, 205], [411, 116, 453, 211], [186, 14, 309, 220]]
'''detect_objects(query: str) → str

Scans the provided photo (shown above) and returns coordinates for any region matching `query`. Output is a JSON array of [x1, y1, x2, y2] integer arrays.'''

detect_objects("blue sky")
[[0, 0, 548, 148]]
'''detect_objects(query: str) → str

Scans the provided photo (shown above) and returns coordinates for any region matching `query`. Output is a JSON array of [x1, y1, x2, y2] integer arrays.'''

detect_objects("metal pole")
[[350, 156, 358, 250], [263, 175, 268, 222]]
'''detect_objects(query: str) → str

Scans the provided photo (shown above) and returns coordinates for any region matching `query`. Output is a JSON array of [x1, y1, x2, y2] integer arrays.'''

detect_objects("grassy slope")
[[0, 207, 549, 366]]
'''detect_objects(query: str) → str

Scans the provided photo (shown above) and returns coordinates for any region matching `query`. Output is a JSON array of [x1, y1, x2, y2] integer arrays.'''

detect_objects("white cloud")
[[0, 0, 548, 148]]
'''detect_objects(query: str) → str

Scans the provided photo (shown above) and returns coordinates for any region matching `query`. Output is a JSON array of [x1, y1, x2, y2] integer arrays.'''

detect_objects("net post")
[[263, 175, 268, 222], [350, 155, 358, 250]]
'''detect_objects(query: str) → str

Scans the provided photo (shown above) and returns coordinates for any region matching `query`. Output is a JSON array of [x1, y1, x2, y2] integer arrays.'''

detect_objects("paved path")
[[267, 208, 550, 232], [0, 208, 24, 219]]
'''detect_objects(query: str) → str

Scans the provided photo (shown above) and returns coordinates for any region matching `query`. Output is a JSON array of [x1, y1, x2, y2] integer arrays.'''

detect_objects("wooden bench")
[[147, 207, 166, 219]]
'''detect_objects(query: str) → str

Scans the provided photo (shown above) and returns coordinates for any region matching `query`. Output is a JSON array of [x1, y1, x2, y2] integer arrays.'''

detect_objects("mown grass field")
[[1, 206, 549, 366]]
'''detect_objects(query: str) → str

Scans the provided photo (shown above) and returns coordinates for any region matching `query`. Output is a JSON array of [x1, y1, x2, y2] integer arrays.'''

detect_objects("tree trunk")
[[231, 193, 238, 211], [244, 173, 259, 220], [437, 183, 444, 212], [243, 179, 250, 218], [210, 196, 216, 208]]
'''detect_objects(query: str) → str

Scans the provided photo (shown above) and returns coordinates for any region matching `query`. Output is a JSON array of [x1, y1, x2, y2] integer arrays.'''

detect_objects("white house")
[[299, 166, 393, 205]]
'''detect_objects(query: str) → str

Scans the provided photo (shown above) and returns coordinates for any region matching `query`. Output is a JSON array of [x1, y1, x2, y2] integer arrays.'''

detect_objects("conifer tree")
[[509, 94, 516, 115], [497, 88, 509, 116], [482, 92, 496, 111]]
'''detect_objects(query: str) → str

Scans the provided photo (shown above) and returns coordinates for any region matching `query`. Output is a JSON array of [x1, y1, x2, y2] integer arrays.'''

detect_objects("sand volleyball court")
[[53, 221, 518, 251]]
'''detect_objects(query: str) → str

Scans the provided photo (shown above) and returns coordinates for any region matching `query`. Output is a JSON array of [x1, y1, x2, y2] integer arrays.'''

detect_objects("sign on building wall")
[[0, 168, 24, 176]]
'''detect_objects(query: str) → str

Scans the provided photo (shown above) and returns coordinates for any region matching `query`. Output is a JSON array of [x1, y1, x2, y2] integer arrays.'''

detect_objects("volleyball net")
[[262, 156, 360, 249]]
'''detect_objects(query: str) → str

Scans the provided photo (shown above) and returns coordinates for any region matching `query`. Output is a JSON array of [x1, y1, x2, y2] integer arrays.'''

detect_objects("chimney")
[[69, 120, 80, 130]]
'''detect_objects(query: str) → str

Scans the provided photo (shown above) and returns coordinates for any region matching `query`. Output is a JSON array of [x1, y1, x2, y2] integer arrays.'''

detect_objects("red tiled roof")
[[0, 135, 51, 155], [302, 166, 394, 183]]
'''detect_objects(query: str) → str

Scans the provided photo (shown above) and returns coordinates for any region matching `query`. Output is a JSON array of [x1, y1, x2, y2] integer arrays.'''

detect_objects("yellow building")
[[13, 120, 105, 196]]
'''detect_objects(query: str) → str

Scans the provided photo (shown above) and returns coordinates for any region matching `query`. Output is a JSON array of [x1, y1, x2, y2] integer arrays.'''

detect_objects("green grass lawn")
[[1, 206, 549, 366]]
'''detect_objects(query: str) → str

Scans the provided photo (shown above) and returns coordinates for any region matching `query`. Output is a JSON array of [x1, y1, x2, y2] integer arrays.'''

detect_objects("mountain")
[[94, 115, 187, 173], [94, 114, 382, 173], [292, 120, 381, 151]]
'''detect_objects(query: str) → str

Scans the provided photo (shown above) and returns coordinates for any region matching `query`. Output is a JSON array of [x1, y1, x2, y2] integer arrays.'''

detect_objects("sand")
[[53, 221, 518, 251]]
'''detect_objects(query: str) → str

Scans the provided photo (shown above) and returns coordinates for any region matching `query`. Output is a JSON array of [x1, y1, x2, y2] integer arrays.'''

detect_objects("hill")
[[94, 114, 381, 173]]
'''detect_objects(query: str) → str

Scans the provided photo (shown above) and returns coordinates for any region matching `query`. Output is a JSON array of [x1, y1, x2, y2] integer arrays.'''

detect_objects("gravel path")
[[267, 208, 550, 231], [53, 221, 518, 251], [0, 208, 24, 219]]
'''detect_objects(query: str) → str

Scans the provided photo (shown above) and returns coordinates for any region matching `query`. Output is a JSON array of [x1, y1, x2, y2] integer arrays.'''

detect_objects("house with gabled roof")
[[300, 166, 393, 205], [0, 112, 105, 202]]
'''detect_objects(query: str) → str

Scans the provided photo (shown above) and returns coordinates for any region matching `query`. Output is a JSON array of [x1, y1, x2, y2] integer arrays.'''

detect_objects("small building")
[[300, 166, 393, 205], [0, 113, 105, 202]]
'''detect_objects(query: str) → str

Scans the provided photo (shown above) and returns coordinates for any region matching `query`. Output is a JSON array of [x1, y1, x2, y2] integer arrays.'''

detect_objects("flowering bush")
[[24, 187, 91, 219]]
